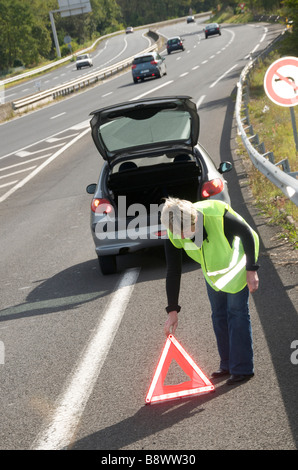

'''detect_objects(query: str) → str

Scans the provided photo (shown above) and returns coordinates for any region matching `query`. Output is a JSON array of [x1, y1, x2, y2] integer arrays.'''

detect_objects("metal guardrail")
[[12, 44, 157, 111], [235, 34, 298, 206]]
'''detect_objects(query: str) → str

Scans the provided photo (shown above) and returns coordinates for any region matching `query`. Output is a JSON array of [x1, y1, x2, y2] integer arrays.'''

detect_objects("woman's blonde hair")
[[161, 197, 197, 236]]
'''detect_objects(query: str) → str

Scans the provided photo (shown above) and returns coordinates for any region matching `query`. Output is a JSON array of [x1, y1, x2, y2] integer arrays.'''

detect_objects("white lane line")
[[0, 127, 90, 203], [0, 154, 52, 172], [130, 80, 174, 101], [209, 64, 238, 89], [0, 180, 18, 189], [16, 143, 65, 157], [50, 112, 66, 120], [32, 267, 140, 450], [196, 95, 206, 109], [0, 165, 36, 180]]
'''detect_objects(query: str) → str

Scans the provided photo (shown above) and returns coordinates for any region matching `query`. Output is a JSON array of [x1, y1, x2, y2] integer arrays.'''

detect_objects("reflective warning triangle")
[[145, 335, 214, 404]]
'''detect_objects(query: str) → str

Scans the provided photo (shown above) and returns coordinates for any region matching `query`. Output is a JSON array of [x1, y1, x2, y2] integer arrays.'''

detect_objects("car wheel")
[[133, 78, 138, 83], [205, 35, 208, 39], [98, 255, 117, 275]]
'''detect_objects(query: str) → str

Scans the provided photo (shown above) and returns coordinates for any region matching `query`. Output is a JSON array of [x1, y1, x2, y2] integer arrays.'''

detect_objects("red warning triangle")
[[145, 334, 214, 404]]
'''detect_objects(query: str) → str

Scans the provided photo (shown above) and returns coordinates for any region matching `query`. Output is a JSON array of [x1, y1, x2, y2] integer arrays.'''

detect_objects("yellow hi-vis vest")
[[168, 200, 259, 293]]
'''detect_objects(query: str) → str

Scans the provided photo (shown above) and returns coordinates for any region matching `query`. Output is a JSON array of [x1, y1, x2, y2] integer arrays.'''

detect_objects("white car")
[[76, 54, 93, 70]]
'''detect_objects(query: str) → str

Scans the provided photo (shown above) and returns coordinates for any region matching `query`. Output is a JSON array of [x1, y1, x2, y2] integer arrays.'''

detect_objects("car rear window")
[[98, 109, 192, 152], [168, 39, 179, 44], [133, 56, 153, 64]]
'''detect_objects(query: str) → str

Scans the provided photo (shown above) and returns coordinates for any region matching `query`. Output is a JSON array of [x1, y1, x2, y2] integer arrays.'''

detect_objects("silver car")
[[86, 96, 232, 274], [131, 51, 167, 84]]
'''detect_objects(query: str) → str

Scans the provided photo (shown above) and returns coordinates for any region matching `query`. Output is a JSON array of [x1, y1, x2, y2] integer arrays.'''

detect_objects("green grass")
[[212, 8, 298, 247], [240, 50, 298, 248]]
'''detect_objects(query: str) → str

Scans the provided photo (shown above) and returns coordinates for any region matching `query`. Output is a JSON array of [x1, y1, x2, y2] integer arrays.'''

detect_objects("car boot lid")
[[89, 96, 200, 165]]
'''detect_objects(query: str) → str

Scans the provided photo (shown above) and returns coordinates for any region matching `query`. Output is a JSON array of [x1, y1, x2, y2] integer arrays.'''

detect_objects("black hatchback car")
[[86, 96, 232, 274], [166, 37, 185, 54], [204, 23, 221, 39]]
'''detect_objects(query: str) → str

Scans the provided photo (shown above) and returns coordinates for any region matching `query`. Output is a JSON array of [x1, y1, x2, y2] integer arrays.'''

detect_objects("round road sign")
[[264, 56, 298, 107]]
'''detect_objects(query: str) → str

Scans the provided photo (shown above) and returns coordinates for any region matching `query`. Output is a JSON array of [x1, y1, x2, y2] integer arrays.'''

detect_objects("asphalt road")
[[0, 19, 297, 452]]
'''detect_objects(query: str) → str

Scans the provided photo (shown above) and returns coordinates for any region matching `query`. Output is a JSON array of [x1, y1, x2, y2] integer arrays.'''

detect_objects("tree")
[[0, 0, 55, 70], [283, 0, 298, 54]]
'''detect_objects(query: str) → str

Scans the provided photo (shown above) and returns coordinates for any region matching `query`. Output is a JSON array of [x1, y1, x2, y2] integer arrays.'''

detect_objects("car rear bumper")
[[91, 220, 167, 255]]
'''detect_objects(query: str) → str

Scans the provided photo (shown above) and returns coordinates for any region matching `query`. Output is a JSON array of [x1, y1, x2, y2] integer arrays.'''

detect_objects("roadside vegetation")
[[211, 5, 298, 248]]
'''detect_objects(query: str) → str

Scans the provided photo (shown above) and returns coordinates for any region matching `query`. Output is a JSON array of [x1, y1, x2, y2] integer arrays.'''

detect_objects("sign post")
[[264, 56, 298, 151], [49, 1, 92, 58]]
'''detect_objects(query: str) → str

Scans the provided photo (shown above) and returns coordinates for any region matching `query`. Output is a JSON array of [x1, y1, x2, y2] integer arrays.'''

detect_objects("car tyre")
[[98, 255, 117, 275]]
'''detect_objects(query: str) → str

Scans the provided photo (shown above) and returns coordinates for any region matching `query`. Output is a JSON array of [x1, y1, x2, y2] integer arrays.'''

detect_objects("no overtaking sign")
[[264, 56, 298, 107]]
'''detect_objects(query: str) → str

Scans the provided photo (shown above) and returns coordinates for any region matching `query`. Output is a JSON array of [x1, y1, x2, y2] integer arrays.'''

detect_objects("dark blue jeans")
[[205, 282, 254, 375]]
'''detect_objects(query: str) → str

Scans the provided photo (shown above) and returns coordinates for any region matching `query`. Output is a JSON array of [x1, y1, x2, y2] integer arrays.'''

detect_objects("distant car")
[[187, 16, 195, 23], [204, 23, 221, 39], [86, 96, 232, 274], [166, 37, 185, 54], [76, 54, 93, 70], [131, 51, 167, 83], [126, 26, 134, 34]]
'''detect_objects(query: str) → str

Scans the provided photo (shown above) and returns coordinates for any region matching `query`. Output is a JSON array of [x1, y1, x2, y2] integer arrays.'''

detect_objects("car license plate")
[[141, 70, 149, 73]]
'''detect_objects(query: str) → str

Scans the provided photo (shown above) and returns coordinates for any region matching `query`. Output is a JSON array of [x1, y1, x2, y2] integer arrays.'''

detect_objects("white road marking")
[[196, 95, 206, 109], [50, 112, 66, 120], [130, 80, 174, 101], [0, 127, 90, 203], [0, 154, 52, 172], [0, 165, 36, 180], [32, 267, 140, 450], [0, 180, 18, 189], [209, 64, 238, 89]]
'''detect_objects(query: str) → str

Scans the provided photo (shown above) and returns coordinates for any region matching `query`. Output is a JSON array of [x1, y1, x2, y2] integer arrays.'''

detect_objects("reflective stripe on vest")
[[205, 237, 247, 290], [212, 253, 247, 290], [206, 237, 241, 276]]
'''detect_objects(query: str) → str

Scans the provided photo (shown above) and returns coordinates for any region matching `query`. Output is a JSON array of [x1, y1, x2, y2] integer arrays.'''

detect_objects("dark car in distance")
[[86, 96, 232, 274], [166, 37, 185, 54], [204, 23, 221, 39]]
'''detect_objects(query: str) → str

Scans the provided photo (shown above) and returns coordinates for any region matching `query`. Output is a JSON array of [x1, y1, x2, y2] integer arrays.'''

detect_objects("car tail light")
[[91, 198, 113, 214], [132, 64, 136, 69], [153, 230, 167, 238], [150, 60, 158, 65], [201, 178, 224, 198]]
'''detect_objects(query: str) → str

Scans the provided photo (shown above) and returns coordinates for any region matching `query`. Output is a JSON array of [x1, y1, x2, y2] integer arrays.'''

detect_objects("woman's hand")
[[246, 270, 259, 293], [164, 311, 178, 336]]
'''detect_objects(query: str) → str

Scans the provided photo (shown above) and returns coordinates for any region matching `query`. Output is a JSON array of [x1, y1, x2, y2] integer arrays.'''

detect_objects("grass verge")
[[213, 10, 298, 249], [240, 42, 297, 249]]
